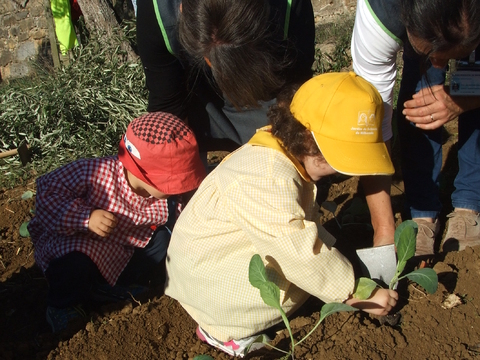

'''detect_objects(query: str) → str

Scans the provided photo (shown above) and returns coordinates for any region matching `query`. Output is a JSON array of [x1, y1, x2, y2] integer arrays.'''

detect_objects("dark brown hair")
[[401, 0, 480, 54], [269, 85, 325, 163], [179, 0, 288, 108]]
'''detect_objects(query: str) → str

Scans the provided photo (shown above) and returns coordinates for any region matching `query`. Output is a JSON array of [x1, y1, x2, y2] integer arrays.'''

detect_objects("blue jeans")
[[397, 48, 480, 219], [452, 109, 480, 212]]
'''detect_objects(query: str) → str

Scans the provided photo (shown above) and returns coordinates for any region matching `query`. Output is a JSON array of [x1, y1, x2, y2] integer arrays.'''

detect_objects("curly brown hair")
[[268, 85, 325, 163]]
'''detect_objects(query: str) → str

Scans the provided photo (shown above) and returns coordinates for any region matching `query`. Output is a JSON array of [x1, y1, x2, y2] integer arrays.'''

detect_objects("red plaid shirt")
[[29, 156, 171, 285]]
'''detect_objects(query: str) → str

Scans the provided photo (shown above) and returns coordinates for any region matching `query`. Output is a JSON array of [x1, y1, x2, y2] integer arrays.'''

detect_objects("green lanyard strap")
[[284, 0, 292, 40], [153, 0, 174, 55]]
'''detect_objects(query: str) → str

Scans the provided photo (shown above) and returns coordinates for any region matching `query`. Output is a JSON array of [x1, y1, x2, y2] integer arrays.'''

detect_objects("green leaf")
[[249, 255, 283, 310], [319, 302, 357, 323], [259, 282, 282, 311], [395, 220, 418, 270], [245, 334, 270, 354], [193, 356, 214, 360], [404, 268, 438, 294], [395, 260, 407, 281], [21, 190, 34, 200], [249, 254, 269, 289], [353, 277, 378, 300], [19, 221, 30, 237]]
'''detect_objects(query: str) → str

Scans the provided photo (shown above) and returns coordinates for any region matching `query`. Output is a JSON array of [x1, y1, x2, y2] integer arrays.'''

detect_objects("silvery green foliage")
[[0, 31, 147, 188]]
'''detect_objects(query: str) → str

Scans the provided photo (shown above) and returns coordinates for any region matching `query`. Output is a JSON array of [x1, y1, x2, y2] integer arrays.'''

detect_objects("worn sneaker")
[[46, 305, 87, 333], [413, 218, 440, 256], [442, 210, 480, 252], [196, 326, 270, 358], [92, 283, 148, 303]]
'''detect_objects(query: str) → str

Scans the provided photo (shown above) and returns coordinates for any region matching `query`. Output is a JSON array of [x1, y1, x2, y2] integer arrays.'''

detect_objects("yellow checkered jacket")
[[165, 129, 355, 341]]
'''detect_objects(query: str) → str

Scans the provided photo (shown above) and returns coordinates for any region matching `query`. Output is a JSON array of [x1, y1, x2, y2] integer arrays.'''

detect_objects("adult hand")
[[402, 84, 463, 130], [88, 209, 118, 237], [346, 288, 398, 316]]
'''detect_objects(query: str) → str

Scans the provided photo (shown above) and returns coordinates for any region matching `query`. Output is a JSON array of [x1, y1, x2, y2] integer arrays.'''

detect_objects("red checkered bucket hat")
[[118, 112, 206, 194]]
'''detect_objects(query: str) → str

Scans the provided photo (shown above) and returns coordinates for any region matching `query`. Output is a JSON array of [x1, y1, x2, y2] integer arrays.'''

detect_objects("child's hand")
[[345, 288, 398, 316], [88, 209, 118, 237]]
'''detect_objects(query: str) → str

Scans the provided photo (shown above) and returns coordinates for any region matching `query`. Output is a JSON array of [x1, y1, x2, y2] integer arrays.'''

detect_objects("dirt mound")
[[1, 120, 480, 360]]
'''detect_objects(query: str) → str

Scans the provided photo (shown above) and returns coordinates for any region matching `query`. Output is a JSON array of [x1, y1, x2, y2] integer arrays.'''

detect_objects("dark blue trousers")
[[45, 226, 171, 308]]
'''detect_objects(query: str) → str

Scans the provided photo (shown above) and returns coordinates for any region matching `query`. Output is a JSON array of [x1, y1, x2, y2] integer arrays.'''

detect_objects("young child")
[[28, 112, 206, 333], [164, 72, 399, 357]]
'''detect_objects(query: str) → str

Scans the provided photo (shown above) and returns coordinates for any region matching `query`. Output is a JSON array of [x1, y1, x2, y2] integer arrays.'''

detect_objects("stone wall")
[[0, 0, 51, 81], [0, 0, 356, 82]]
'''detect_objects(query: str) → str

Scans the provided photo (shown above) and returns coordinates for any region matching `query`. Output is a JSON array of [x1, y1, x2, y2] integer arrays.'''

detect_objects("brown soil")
[[1, 120, 480, 360]]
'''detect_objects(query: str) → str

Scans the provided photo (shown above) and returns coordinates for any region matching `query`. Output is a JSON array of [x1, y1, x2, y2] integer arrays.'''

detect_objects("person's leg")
[[117, 225, 171, 287], [117, 197, 176, 288], [396, 50, 446, 255], [91, 225, 171, 302], [45, 251, 102, 308], [44, 251, 102, 332], [443, 107, 480, 251], [451, 109, 480, 212]]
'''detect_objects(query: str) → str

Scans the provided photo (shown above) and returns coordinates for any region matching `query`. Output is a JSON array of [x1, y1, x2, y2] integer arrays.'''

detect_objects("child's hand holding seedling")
[[345, 288, 398, 316], [88, 209, 118, 237]]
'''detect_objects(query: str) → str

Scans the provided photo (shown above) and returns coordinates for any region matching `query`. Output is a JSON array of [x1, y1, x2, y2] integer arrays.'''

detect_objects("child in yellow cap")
[[164, 72, 398, 357], [28, 112, 206, 333]]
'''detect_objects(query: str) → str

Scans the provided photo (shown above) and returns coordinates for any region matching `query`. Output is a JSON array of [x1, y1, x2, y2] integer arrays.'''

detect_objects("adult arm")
[[361, 139, 395, 247], [403, 85, 480, 129], [351, 0, 401, 245], [351, 0, 402, 142], [360, 172, 395, 246]]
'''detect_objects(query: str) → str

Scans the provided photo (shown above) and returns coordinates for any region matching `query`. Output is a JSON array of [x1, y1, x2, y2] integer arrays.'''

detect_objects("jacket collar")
[[248, 126, 311, 182]]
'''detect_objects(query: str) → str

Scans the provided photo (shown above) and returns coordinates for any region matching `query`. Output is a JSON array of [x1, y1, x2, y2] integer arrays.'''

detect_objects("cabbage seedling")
[[389, 220, 438, 292], [355, 220, 438, 298], [248, 254, 357, 359]]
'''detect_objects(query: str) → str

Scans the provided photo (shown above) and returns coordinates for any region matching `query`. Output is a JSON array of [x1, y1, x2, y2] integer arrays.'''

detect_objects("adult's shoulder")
[[363, 0, 406, 41]]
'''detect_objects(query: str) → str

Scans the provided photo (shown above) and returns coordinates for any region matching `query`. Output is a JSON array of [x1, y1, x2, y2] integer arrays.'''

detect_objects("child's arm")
[[33, 159, 100, 235], [344, 288, 398, 316], [88, 209, 118, 237]]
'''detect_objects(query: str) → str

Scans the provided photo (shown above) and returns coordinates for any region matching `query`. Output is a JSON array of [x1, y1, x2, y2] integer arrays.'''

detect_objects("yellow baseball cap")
[[290, 72, 394, 176]]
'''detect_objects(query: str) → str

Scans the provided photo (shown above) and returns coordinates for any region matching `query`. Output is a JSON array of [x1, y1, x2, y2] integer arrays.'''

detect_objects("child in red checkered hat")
[[28, 112, 205, 333]]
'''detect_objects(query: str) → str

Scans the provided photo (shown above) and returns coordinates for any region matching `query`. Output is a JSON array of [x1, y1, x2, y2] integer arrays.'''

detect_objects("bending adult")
[[352, 0, 480, 255], [136, 0, 315, 148], [136, 0, 398, 252]]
